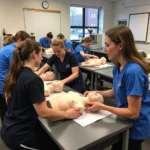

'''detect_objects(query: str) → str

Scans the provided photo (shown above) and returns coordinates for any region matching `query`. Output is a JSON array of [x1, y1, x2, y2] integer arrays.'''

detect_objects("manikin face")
[[104, 36, 122, 61], [52, 45, 64, 57]]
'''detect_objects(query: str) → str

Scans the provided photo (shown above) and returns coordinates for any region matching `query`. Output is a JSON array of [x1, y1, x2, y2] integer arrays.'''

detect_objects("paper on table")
[[46, 91, 66, 100], [74, 110, 112, 127], [96, 64, 113, 69]]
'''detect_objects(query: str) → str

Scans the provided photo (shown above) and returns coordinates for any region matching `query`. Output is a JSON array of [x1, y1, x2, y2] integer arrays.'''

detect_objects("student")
[[84, 25, 150, 150], [37, 39, 84, 93], [39, 32, 53, 50], [0, 31, 30, 123], [1, 40, 81, 150], [57, 33, 73, 52], [74, 36, 98, 62]]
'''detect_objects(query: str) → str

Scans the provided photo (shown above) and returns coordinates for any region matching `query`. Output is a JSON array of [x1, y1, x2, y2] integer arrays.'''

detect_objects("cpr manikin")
[[40, 71, 55, 81], [45, 48, 54, 54], [46, 91, 104, 114], [44, 80, 63, 96], [81, 57, 106, 67]]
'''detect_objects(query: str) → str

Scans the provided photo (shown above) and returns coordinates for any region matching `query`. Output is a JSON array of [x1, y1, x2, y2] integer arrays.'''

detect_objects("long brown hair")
[[105, 25, 150, 73], [4, 40, 41, 99], [3, 31, 30, 46]]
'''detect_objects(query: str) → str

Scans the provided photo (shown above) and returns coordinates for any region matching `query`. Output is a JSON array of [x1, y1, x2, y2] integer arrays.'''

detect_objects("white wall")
[[112, 0, 150, 54], [0, 0, 113, 47]]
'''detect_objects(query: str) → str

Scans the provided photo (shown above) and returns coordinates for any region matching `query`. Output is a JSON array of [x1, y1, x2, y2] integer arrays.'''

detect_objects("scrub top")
[[39, 37, 51, 48], [1, 67, 45, 143], [64, 39, 73, 52], [113, 62, 150, 140], [75, 44, 90, 62], [47, 51, 83, 90], [0, 43, 16, 94]]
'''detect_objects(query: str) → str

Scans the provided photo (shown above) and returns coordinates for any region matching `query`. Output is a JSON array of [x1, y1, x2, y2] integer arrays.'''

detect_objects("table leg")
[[95, 73, 98, 90], [91, 72, 94, 90], [122, 129, 129, 150]]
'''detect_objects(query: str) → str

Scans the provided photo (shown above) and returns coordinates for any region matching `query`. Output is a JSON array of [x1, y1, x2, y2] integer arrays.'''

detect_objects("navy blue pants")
[[111, 138, 144, 150], [0, 94, 7, 123], [2, 123, 60, 150]]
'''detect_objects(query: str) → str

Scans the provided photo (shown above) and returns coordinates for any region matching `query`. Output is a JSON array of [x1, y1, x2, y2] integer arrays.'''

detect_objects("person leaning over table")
[[0, 31, 30, 123], [1, 40, 81, 150], [39, 31, 53, 50], [37, 39, 85, 93], [84, 25, 150, 150], [74, 36, 98, 62], [57, 33, 74, 52]]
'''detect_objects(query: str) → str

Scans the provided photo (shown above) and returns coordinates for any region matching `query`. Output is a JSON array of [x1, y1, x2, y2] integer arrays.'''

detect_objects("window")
[[70, 6, 100, 40]]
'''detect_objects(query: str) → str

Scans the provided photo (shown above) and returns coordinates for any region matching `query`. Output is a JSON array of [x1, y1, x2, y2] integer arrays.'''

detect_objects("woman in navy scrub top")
[[1, 40, 81, 150], [0, 31, 30, 123], [84, 25, 150, 150], [37, 39, 84, 93]]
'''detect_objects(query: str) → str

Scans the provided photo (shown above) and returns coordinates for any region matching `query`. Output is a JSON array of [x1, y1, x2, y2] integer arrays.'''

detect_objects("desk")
[[94, 68, 113, 90], [42, 52, 53, 62], [91, 49, 110, 62], [39, 87, 132, 150], [80, 63, 113, 90]]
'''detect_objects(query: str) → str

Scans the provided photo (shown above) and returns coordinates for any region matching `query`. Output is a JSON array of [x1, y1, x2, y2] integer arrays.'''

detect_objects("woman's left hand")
[[93, 55, 99, 59], [86, 101, 104, 112]]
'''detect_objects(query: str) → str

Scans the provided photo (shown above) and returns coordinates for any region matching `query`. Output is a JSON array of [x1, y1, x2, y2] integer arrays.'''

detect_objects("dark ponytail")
[[47, 32, 53, 39], [4, 40, 41, 99], [4, 48, 22, 99]]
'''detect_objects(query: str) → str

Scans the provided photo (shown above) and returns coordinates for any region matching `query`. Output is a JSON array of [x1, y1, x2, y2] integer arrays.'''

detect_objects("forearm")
[[62, 73, 78, 84], [96, 89, 114, 98], [37, 68, 46, 76], [101, 104, 139, 119], [40, 107, 67, 120]]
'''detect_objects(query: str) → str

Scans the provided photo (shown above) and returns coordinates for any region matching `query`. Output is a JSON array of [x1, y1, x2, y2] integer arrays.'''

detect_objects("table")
[[39, 87, 132, 150], [42, 52, 53, 62], [80, 63, 113, 90], [94, 67, 113, 90], [91, 49, 110, 62]]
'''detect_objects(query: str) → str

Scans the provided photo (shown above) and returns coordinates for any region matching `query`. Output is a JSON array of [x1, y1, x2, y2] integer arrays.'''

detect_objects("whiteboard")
[[128, 13, 149, 42], [23, 9, 61, 42]]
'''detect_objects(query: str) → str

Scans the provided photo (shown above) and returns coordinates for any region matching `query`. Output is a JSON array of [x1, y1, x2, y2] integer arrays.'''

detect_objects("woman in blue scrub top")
[[57, 33, 73, 52], [1, 40, 80, 150], [39, 32, 53, 50], [84, 25, 150, 150], [75, 36, 98, 62], [0, 31, 30, 123], [37, 39, 84, 93]]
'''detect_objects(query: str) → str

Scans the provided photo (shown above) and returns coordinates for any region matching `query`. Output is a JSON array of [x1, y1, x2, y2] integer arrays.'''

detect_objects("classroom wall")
[[0, 0, 113, 48], [112, 0, 150, 54]]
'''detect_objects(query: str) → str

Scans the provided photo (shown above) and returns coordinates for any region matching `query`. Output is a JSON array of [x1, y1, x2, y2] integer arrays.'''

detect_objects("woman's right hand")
[[65, 108, 81, 119]]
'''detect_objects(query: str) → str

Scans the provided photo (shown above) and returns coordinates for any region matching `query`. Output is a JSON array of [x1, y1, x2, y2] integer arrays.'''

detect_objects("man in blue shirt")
[[39, 32, 53, 50], [57, 33, 73, 52]]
